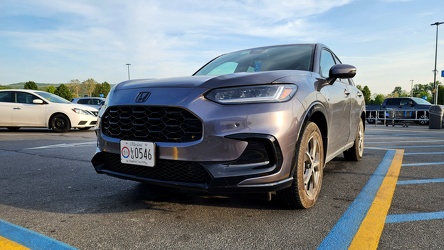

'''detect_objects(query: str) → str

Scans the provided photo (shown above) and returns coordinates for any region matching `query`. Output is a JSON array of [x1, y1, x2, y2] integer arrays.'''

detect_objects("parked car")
[[0, 89, 99, 132], [366, 97, 431, 125], [71, 97, 105, 110], [91, 43, 366, 209]]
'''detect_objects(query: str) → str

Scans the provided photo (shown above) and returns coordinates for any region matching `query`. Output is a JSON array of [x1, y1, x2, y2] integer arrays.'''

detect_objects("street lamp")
[[126, 63, 131, 80], [410, 80, 414, 97], [431, 22, 443, 104]]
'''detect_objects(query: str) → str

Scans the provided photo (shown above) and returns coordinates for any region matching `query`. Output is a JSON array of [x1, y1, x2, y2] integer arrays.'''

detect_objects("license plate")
[[120, 140, 155, 167]]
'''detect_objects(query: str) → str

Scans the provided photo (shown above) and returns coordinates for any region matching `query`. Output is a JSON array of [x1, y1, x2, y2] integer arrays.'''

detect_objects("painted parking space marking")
[[24, 141, 96, 150], [397, 178, 444, 185], [0, 236, 29, 250], [318, 149, 403, 249], [386, 211, 444, 224], [0, 219, 76, 250], [404, 152, 444, 155], [402, 162, 444, 166]]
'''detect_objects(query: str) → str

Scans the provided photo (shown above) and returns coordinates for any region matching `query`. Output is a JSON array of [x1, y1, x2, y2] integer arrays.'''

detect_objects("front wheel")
[[344, 119, 364, 161], [50, 114, 71, 133], [277, 122, 324, 209]]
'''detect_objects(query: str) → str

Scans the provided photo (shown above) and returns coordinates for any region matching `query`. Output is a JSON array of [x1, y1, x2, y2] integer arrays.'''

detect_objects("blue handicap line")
[[0, 219, 77, 250], [317, 150, 396, 250], [386, 211, 444, 224], [402, 162, 444, 167], [397, 178, 444, 185]]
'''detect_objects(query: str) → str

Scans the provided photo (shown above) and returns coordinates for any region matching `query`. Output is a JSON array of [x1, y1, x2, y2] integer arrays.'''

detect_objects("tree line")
[[357, 81, 443, 105], [1, 79, 112, 101]]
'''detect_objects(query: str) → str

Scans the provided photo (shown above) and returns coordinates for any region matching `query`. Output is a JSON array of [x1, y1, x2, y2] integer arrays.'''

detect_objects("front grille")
[[98, 153, 211, 184], [101, 106, 202, 142]]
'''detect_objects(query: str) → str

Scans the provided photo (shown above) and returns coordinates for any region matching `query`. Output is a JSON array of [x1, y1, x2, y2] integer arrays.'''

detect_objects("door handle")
[[13, 107, 21, 110]]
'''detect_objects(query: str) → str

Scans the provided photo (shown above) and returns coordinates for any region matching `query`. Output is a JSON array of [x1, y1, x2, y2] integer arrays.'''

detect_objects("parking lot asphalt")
[[0, 124, 443, 249]]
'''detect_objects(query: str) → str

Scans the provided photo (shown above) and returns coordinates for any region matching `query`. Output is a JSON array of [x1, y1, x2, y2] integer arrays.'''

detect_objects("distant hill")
[[0, 82, 62, 89]]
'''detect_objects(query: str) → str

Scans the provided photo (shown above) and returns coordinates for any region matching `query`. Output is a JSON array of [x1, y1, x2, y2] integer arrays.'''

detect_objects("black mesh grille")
[[98, 153, 211, 184], [101, 106, 202, 142]]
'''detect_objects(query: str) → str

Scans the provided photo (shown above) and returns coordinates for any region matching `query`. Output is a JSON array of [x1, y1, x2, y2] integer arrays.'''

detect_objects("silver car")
[[92, 44, 365, 209]]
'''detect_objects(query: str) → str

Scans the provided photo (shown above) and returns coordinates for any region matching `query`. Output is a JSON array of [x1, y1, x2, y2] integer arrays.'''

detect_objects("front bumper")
[[91, 133, 294, 193]]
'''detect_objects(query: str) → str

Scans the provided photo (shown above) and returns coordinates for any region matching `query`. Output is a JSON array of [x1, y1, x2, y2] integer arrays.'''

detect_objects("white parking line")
[[25, 141, 96, 150]]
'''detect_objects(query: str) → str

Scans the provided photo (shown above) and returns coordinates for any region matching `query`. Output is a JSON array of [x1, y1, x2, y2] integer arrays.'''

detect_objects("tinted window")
[[385, 99, 400, 106], [0, 92, 14, 102], [77, 99, 90, 104], [17, 92, 38, 104]]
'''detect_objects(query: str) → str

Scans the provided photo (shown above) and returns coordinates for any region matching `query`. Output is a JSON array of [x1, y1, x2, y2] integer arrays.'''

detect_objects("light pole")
[[126, 63, 131, 80], [410, 80, 414, 97], [431, 22, 443, 104]]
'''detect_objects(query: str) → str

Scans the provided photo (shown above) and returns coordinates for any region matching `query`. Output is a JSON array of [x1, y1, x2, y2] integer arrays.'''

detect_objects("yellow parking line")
[[0, 236, 30, 250], [349, 149, 404, 249]]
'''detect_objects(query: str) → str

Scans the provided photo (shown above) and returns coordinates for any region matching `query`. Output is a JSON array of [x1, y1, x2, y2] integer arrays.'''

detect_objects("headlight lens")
[[205, 84, 297, 104], [72, 108, 91, 115]]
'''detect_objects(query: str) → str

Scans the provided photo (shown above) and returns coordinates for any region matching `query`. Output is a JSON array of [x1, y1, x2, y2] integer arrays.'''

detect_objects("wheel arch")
[[48, 112, 71, 129], [298, 102, 328, 167]]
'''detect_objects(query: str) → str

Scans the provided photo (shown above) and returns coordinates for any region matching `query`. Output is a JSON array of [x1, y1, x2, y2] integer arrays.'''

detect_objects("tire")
[[50, 114, 71, 133], [344, 119, 364, 161], [6, 127, 21, 131], [277, 122, 324, 209]]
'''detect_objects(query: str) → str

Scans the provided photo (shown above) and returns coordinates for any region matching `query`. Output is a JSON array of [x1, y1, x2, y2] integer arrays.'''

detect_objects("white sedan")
[[0, 89, 98, 132]]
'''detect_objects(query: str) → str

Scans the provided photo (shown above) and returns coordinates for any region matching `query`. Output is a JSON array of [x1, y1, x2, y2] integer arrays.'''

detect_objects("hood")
[[115, 70, 310, 90]]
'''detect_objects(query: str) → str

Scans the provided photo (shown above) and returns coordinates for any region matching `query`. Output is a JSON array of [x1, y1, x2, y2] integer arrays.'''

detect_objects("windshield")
[[194, 44, 314, 76], [413, 97, 432, 105], [36, 91, 71, 104]]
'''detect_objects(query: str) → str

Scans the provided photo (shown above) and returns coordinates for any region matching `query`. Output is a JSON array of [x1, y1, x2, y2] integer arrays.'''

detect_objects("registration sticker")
[[120, 140, 155, 167]]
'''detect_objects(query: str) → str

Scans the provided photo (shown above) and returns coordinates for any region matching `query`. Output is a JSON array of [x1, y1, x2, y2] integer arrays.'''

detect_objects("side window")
[[78, 99, 89, 104], [92, 99, 101, 105], [17, 92, 37, 104], [0, 92, 14, 102], [385, 99, 400, 106], [319, 49, 336, 78]]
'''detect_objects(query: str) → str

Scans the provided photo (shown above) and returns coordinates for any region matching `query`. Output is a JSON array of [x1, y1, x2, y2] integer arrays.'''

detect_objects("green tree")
[[45, 86, 56, 94], [362, 86, 371, 104], [54, 84, 73, 100], [81, 78, 98, 97], [92, 81, 111, 97], [24, 81, 39, 90], [372, 94, 385, 105]]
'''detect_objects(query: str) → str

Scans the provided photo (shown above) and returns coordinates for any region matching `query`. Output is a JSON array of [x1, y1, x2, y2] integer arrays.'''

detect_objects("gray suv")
[[91, 44, 366, 209]]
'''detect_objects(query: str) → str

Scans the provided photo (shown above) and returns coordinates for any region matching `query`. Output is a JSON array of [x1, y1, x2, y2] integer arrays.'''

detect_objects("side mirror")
[[327, 64, 356, 85], [33, 99, 44, 104]]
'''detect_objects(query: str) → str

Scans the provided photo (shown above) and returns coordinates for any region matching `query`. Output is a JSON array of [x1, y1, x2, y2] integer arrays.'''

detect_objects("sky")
[[1, 0, 443, 95]]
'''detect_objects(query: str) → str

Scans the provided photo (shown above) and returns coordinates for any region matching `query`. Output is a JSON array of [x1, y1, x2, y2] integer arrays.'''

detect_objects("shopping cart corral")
[[365, 108, 430, 126]]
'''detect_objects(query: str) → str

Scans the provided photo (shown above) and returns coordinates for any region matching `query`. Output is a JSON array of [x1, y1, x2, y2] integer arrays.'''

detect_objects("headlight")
[[205, 84, 297, 104], [72, 108, 91, 115]]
